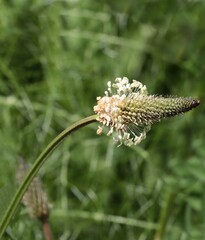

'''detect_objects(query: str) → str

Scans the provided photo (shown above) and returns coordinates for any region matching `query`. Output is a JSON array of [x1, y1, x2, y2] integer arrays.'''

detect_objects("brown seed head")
[[16, 157, 49, 220]]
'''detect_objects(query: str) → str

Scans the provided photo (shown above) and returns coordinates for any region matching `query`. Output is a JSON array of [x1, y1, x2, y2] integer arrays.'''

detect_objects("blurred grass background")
[[0, 0, 204, 239]]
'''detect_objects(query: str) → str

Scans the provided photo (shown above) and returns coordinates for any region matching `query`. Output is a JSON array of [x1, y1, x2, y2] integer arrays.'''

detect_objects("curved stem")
[[0, 115, 97, 238]]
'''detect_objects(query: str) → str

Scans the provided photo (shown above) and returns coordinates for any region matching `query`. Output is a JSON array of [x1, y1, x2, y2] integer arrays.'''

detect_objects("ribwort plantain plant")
[[0, 77, 200, 238]]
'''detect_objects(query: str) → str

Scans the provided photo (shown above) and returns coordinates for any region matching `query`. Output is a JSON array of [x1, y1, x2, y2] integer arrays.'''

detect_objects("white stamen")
[[93, 77, 150, 146]]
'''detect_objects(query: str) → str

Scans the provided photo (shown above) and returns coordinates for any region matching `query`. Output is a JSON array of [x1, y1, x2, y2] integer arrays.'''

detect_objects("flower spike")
[[94, 77, 200, 146]]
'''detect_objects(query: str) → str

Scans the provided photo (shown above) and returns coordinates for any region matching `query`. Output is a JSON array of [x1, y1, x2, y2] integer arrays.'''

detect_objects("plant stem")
[[0, 115, 97, 238], [41, 218, 53, 240], [154, 190, 175, 240]]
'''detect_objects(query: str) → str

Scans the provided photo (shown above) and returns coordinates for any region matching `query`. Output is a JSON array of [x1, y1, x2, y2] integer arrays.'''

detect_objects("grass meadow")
[[0, 0, 205, 239]]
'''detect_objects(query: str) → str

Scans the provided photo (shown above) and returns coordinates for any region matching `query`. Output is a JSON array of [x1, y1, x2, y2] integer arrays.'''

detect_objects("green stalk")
[[154, 189, 175, 240], [0, 115, 97, 238]]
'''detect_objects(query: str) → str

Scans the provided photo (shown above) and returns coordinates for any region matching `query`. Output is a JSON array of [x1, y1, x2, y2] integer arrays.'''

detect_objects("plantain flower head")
[[93, 77, 200, 146], [16, 157, 50, 220]]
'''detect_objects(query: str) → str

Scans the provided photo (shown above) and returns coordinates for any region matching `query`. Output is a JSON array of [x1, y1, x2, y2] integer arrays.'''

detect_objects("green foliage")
[[0, 0, 204, 239]]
